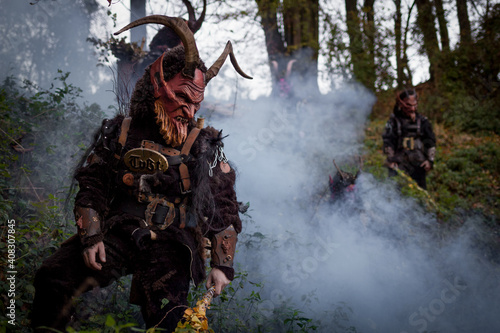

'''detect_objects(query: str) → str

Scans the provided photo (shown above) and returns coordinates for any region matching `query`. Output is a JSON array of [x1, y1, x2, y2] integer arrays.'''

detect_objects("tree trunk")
[[345, 0, 363, 83], [456, 0, 472, 45], [394, 0, 412, 87], [256, 0, 320, 96], [394, 0, 403, 87], [256, 0, 286, 95], [282, 0, 319, 53], [434, 0, 450, 52], [415, 0, 441, 85], [130, 0, 146, 44], [256, 0, 286, 58], [402, 1, 415, 85], [283, 0, 320, 92], [363, 0, 376, 90]]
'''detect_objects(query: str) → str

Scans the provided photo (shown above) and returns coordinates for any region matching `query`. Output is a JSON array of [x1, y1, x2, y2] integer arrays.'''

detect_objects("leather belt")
[[118, 196, 181, 230], [141, 140, 191, 166]]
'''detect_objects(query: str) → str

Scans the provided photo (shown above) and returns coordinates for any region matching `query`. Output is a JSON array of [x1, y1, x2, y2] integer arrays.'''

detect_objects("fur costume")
[[31, 43, 243, 332]]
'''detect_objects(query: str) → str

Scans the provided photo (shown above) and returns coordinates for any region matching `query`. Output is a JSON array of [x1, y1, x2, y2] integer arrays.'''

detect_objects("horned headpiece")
[[114, 15, 252, 83], [396, 88, 418, 110], [114, 15, 252, 147]]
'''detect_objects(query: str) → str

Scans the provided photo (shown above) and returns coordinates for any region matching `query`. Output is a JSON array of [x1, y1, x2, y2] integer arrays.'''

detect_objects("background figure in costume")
[[31, 15, 251, 332], [329, 159, 360, 202], [382, 89, 436, 189]]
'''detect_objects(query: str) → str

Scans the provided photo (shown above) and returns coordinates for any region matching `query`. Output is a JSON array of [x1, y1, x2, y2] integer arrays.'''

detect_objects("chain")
[[209, 145, 228, 177]]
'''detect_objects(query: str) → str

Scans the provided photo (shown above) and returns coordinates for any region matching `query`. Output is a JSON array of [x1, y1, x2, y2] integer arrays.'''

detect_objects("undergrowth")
[[363, 117, 499, 225]]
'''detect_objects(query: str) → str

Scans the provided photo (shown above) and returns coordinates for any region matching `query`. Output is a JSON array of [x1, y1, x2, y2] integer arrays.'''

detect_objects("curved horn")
[[271, 60, 278, 74], [205, 41, 253, 84], [114, 15, 199, 78], [285, 59, 297, 79], [182, 0, 206, 33]]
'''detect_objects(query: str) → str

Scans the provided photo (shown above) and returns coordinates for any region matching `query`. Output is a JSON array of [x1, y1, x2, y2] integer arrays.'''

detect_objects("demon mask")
[[150, 53, 205, 146], [396, 90, 418, 121]]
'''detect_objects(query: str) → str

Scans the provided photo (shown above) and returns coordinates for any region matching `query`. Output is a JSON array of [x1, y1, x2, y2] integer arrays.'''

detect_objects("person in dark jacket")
[[382, 89, 436, 189], [31, 15, 251, 332]]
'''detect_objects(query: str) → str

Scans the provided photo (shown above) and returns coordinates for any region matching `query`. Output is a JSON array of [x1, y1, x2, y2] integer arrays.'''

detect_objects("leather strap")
[[181, 128, 200, 155], [115, 117, 132, 159], [142, 140, 181, 156], [142, 140, 184, 165], [392, 115, 403, 150], [179, 128, 201, 193]]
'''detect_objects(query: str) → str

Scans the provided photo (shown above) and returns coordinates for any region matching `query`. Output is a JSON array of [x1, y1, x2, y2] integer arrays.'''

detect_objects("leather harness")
[[114, 117, 201, 229], [391, 113, 422, 151]]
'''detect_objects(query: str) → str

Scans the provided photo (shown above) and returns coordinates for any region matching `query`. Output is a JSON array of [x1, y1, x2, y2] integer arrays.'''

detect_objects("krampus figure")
[[31, 15, 251, 332], [329, 159, 360, 202], [382, 89, 436, 189]]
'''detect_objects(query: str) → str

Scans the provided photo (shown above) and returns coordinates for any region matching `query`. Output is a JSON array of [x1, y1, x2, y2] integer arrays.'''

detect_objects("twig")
[[2, 187, 44, 190], [0, 128, 26, 151], [33, 108, 57, 118], [22, 169, 42, 201], [332, 159, 346, 181], [154, 305, 188, 329]]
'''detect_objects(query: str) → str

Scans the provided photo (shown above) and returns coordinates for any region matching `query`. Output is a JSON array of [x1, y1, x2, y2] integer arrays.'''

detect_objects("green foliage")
[[69, 276, 141, 332], [443, 95, 500, 135], [419, 4, 500, 134], [0, 72, 106, 331], [428, 138, 500, 221], [184, 269, 323, 333], [364, 116, 499, 225], [323, 7, 396, 91]]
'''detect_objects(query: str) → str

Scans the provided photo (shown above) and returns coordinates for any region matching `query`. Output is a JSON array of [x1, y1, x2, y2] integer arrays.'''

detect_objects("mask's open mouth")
[[175, 116, 189, 124]]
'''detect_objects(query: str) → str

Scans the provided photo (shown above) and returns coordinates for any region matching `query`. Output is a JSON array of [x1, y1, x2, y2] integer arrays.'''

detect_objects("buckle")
[[143, 194, 176, 230], [402, 137, 414, 150], [179, 181, 191, 194], [141, 140, 156, 149]]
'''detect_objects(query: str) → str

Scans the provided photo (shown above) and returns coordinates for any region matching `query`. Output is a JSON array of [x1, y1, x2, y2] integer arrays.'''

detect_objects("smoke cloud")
[[203, 80, 500, 332]]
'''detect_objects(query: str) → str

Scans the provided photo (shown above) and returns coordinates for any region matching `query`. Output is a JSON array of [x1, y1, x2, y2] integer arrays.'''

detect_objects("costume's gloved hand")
[[83, 241, 106, 271], [426, 147, 436, 170], [421, 160, 432, 172], [131, 228, 153, 250], [384, 146, 399, 169], [388, 162, 398, 169], [206, 267, 231, 297]]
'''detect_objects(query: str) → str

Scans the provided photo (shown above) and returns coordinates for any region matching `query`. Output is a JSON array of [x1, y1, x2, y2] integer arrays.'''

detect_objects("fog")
[[205, 85, 500, 332]]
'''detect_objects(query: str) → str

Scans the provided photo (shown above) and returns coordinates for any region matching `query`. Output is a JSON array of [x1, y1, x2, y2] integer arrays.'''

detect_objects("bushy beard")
[[154, 100, 187, 147]]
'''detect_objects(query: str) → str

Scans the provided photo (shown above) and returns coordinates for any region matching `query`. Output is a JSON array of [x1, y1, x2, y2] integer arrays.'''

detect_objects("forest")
[[0, 0, 499, 332]]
